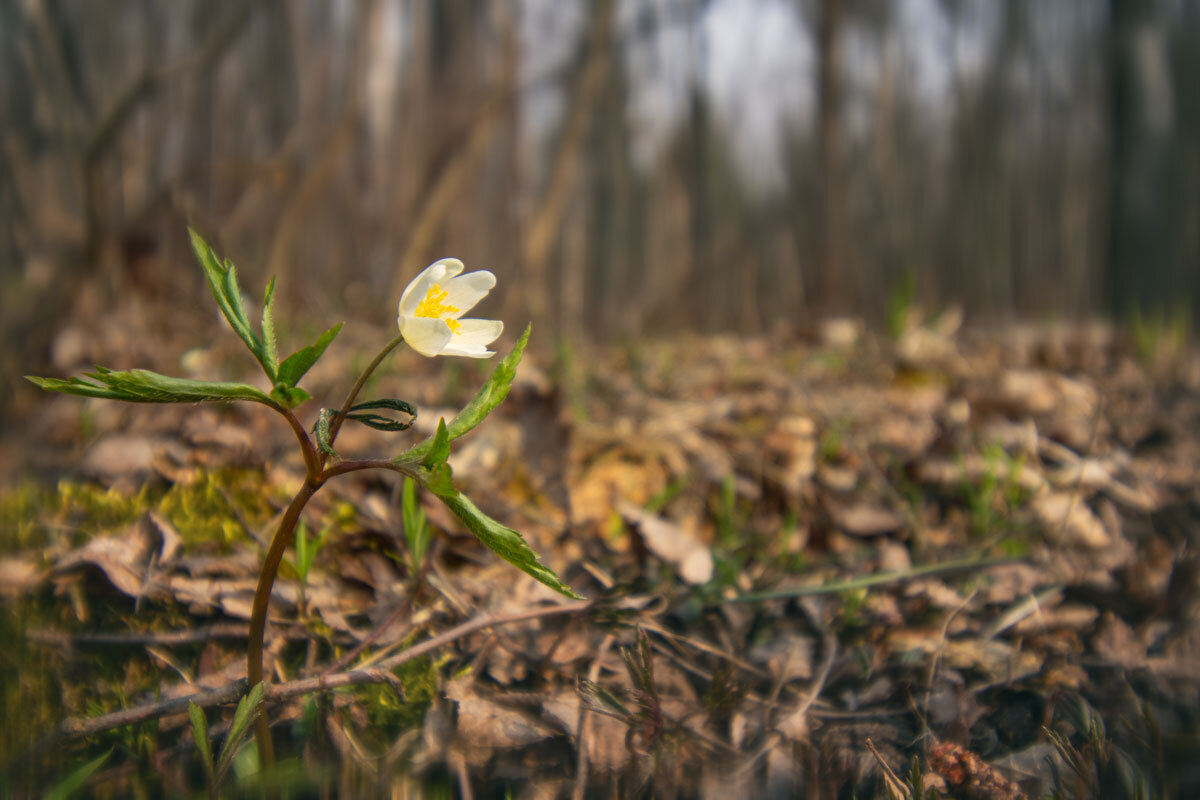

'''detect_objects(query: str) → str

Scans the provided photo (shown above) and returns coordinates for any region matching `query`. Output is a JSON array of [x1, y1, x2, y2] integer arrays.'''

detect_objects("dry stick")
[[27, 624, 250, 648], [865, 737, 909, 800], [322, 589, 416, 676], [918, 587, 978, 743], [573, 633, 615, 800], [40, 602, 590, 748], [735, 630, 840, 778]]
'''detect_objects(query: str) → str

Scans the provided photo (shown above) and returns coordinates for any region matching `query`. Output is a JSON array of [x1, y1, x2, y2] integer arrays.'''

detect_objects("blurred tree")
[[1106, 0, 1178, 318]]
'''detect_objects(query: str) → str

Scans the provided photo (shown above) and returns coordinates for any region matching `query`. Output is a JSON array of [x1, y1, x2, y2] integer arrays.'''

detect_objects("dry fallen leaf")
[[618, 501, 714, 585]]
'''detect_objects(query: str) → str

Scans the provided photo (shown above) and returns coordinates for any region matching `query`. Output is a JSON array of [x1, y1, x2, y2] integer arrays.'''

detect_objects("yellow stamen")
[[415, 284, 461, 333]]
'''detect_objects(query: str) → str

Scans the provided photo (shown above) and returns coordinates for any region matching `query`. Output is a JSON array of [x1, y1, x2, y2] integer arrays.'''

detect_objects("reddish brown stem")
[[247, 476, 322, 771]]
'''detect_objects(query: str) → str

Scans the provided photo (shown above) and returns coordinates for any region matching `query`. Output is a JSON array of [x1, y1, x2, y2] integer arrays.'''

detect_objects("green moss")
[[0, 482, 56, 553], [1, 468, 276, 556], [351, 651, 447, 747], [155, 468, 273, 548]]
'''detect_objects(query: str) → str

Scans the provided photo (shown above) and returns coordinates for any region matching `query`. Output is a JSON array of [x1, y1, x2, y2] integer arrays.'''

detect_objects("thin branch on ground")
[[25, 601, 592, 758]]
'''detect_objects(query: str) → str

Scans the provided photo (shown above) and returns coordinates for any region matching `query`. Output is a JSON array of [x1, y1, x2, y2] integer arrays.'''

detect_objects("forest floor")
[[3, 310, 1200, 798]]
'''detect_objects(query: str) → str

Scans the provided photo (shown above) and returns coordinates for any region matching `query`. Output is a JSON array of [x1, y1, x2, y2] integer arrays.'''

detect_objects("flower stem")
[[247, 476, 322, 777], [276, 403, 319, 476], [248, 333, 405, 777], [319, 333, 405, 469]]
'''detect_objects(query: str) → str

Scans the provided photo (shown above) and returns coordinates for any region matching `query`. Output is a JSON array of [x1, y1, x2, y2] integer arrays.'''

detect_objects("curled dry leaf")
[[444, 677, 561, 760], [1031, 492, 1111, 548], [0, 557, 41, 597], [829, 502, 905, 538], [617, 501, 714, 585]]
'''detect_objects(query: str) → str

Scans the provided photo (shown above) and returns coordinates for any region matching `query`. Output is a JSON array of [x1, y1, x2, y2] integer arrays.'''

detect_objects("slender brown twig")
[[28, 601, 591, 756]]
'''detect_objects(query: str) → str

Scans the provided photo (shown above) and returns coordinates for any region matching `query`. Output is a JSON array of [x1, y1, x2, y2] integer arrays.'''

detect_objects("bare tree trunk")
[[816, 0, 846, 312], [516, 0, 613, 328], [1106, 0, 1176, 317]]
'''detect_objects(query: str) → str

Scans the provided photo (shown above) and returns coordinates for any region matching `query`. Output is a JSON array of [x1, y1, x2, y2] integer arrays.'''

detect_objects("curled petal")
[[398, 258, 464, 318], [441, 271, 497, 316], [453, 318, 503, 346], [439, 341, 496, 358], [398, 315, 453, 357]]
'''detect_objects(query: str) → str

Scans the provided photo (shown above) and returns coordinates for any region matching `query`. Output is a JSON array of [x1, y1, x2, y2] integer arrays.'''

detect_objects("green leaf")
[[398, 324, 531, 464], [260, 277, 279, 378], [423, 418, 451, 468], [269, 384, 312, 410], [402, 477, 430, 571], [345, 398, 417, 431], [189, 229, 259, 354], [216, 682, 265, 783], [423, 461, 456, 497], [314, 408, 339, 458], [277, 323, 343, 388], [28, 369, 275, 405], [188, 701, 217, 786], [188, 227, 279, 380], [424, 479, 582, 599], [44, 748, 113, 800]]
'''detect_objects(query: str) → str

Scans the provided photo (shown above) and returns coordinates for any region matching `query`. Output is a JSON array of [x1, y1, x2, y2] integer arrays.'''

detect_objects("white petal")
[[439, 341, 495, 358], [441, 271, 496, 316], [397, 258, 464, 317], [452, 318, 503, 346], [398, 315, 453, 357]]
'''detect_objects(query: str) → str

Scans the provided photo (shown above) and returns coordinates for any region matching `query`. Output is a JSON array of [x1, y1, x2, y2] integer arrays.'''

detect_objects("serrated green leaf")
[[423, 418, 451, 468], [189, 229, 259, 354], [261, 277, 279, 379], [277, 323, 344, 387], [398, 324, 531, 464], [188, 228, 279, 380], [270, 384, 312, 409], [188, 701, 216, 786], [222, 259, 254, 342], [424, 479, 582, 599], [28, 370, 275, 405], [44, 748, 113, 800], [216, 682, 265, 782]]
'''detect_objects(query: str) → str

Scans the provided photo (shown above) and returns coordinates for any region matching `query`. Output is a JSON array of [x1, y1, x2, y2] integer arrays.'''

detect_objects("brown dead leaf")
[[618, 501, 714, 585], [830, 503, 905, 538], [748, 630, 814, 682], [444, 677, 561, 757], [0, 557, 42, 596], [82, 434, 182, 481], [570, 449, 668, 525], [1032, 492, 1110, 548], [54, 525, 157, 597]]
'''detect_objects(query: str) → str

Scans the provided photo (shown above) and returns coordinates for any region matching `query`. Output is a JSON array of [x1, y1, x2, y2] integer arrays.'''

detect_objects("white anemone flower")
[[397, 258, 503, 358]]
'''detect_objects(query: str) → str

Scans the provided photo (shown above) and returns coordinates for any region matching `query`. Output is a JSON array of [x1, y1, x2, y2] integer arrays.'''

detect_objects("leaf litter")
[[4, 316, 1200, 797]]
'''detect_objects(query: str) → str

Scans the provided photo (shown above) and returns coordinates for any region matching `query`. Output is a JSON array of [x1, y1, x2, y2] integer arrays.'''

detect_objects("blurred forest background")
[[3, 0, 1199, 406]]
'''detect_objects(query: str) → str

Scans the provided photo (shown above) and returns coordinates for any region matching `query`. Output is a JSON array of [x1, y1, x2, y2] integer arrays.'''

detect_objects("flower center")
[[415, 284, 461, 333]]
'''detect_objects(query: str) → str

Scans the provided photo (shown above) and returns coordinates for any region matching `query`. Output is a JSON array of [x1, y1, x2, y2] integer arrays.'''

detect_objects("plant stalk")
[[319, 333, 405, 469], [247, 476, 321, 775], [248, 333, 407, 776]]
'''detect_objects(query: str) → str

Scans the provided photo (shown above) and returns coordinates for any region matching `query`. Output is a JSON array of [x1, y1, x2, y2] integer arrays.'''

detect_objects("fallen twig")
[[23, 601, 592, 759], [27, 623, 357, 649]]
